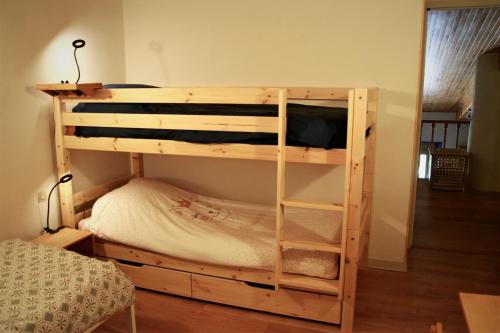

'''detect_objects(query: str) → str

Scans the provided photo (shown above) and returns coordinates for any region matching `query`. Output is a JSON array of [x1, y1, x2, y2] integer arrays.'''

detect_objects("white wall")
[[122, 0, 425, 267], [468, 50, 500, 191], [0, 0, 129, 240]]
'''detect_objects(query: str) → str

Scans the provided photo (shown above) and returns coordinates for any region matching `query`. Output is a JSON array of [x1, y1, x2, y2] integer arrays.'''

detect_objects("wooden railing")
[[421, 120, 470, 148]]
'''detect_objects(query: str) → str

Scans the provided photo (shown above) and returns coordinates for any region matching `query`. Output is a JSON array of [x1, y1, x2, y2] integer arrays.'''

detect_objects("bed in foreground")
[[0, 239, 136, 333]]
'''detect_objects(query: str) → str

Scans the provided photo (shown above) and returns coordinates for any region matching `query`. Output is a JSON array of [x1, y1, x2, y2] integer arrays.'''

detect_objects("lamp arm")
[[45, 181, 61, 232], [74, 47, 81, 84]]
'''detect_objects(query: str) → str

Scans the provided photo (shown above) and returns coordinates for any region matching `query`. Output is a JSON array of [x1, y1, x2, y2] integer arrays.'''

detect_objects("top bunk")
[[37, 84, 377, 165]]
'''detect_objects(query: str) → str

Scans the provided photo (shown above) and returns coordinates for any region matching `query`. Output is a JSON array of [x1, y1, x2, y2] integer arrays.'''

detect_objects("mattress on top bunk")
[[73, 85, 348, 150], [80, 178, 342, 280]]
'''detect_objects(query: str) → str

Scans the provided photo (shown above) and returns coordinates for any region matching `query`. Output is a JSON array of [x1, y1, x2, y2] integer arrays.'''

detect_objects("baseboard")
[[367, 258, 407, 272]]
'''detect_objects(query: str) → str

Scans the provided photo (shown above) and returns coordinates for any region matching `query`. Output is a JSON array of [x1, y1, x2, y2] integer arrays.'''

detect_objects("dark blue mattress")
[[73, 86, 348, 149]]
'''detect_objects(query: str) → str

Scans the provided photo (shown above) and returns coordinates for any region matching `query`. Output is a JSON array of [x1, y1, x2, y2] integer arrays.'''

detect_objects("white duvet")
[[82, 178, 341, 279]]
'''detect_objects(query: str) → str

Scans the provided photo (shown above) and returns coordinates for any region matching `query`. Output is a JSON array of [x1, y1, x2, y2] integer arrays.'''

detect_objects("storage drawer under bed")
[[192, 275, 340, 324], [112, 258, 192, 297], [107, 257, 341, 324]]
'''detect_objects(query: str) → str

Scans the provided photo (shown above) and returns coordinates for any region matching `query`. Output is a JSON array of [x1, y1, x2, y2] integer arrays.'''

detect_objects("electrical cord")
[[72, 39, 85, 84], [74, 47, 80, 84]]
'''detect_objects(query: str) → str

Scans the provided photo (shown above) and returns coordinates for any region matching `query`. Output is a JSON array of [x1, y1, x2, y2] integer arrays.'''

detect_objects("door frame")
[[406, 0, 500, 251]]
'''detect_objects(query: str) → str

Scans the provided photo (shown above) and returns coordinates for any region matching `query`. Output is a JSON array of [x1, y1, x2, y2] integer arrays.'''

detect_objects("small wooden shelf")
[[37, 83, 102, 97], [32, 227, 94, 256]]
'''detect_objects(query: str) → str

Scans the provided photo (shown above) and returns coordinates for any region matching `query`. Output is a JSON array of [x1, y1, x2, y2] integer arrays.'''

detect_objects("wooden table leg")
[[126, 304, 137, 333]]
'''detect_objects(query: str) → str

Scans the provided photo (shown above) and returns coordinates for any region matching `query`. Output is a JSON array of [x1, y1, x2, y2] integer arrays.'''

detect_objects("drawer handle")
[[116, 259, 144, 267], [243, 281, 274, 290]]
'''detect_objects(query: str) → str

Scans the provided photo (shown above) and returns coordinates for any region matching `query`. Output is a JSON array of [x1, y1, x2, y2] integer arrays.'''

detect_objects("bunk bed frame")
[[38, 84, 378, 332]]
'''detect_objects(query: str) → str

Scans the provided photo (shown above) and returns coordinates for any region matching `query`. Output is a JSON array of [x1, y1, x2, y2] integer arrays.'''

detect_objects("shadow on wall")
[[149, 41, 170, 85], [368, 88, 418, 265], [0, 0, 126, 240], [0, 0, 79, 239]]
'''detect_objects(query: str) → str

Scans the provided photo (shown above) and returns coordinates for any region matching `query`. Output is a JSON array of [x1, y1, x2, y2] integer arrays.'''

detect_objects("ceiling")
[[423, 7, 500, 114]]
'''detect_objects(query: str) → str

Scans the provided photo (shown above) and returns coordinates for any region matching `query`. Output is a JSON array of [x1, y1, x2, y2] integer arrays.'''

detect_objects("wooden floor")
[[97, 181, 500, 333]]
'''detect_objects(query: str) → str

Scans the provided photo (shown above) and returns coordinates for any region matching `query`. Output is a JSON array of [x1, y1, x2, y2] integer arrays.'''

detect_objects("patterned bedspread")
[[0, 239, 135, 333], [84, 178, 342, 279]]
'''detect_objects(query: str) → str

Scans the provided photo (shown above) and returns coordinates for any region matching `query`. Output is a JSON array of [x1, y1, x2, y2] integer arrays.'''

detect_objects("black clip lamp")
[[44, 174, 73, 234], [60, 39, 86, 84]]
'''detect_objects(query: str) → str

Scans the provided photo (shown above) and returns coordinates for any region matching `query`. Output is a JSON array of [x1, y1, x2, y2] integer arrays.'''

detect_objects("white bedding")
[[82, 178, 341, 279]]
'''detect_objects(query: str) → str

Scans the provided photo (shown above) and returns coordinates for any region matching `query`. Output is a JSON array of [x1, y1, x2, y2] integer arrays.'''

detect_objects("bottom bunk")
[[95, 239, 341, 324], [69, 172, 373, 329], [76, 177, 343, 324]]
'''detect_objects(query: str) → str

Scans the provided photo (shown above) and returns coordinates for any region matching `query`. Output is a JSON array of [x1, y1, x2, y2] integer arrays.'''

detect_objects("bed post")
[[360, 88, 378, 266], [341, 88, 368, 332], [53, 96, 76, 228], [131, 153, 144, 177], [274, 88, 287, 290]]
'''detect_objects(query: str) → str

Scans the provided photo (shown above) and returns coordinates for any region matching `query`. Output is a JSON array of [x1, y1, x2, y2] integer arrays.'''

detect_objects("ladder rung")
[[281, 199, 344, 212], [279, 274, 339, 295], [281, 240, 341, 253]]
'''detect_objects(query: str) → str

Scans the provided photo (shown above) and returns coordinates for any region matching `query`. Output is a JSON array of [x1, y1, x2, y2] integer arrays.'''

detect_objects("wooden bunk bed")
[[37, 84, 378, 332]]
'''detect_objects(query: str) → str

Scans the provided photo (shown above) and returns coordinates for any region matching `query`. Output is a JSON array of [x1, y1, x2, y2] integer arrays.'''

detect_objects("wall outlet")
[[37, 191, 47, 203]]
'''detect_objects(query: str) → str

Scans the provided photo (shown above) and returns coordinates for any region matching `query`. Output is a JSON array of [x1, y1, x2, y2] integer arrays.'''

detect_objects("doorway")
[[409, 4, 500, 251]]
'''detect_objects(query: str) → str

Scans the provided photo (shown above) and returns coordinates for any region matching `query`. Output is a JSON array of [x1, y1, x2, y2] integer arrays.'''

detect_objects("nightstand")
[[32, 227, 94, 257]]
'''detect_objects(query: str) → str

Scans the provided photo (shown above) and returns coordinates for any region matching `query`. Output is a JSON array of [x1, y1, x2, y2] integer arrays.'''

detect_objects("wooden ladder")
[[274, 89, 355, 299]]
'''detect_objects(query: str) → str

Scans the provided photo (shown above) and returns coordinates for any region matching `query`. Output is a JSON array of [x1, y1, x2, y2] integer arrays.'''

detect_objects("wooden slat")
[[111, 259, 192, 297], [342, 228, 361, 329], [337, 89, 356, 302], [281, 199, 343, 212], [274, 89, 287, 289], [58, 87, 281, 104], [73, 174, 134, 207], [360, 195, 371, 235], [95, 239, 274, 285], [359, 194, 372, 268], [62, 113, 279, 133], [279, 274, 339, 295], [37, 83, 102, 97], [348, 89, 369, 227], [192, 274, 341, 324], [358, 225, 370, 269], [361, 88, 377, 268], [280, 240, 342, 253], [131, 153, 144, 177], [63, 136, 346, 165], [53, 98, 75, 228], [341, 88, 369, 331], [74, 208, 92, 224], [287, 87, 350, 101], [49, 86, 353, 103]]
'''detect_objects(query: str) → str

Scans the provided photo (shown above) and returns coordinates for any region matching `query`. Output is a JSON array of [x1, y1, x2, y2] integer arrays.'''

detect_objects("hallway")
[[413, 181, 500, 255], [355, 181, 500, 332]]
